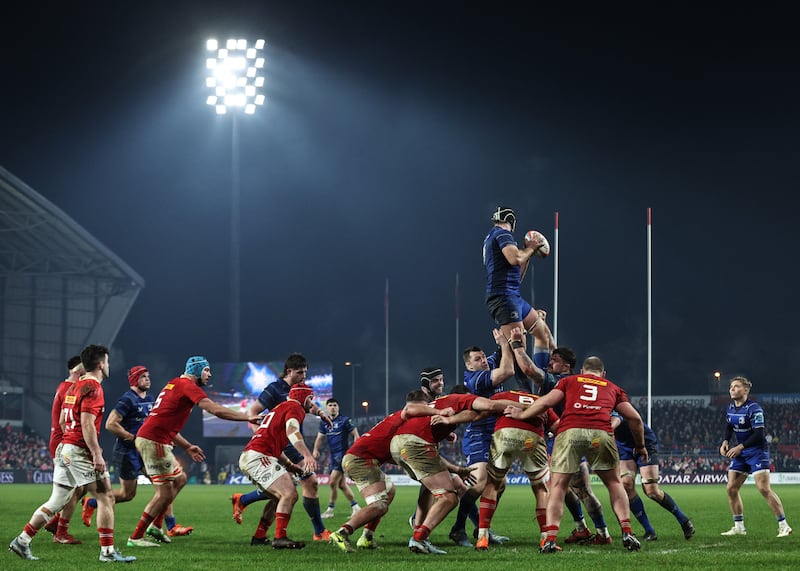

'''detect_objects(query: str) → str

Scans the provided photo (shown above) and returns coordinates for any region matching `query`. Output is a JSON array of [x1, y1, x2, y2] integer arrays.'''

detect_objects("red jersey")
[[395, 393, 478, 444], [137, 376, 208, 444], [554, 373, 629, 434], [49, 380, 74, 456], [244, 399, 305, 458], [347, 409, 405, 464], [492, 390, 558, 437], [61, 377, 105, 449]]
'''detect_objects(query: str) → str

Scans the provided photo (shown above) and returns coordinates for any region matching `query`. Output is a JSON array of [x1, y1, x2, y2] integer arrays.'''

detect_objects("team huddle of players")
[[8, 206, 791, 562]]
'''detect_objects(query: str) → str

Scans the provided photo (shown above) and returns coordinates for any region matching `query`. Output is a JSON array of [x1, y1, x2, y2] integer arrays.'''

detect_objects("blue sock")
[[350, 500, 358, 507], [450, 495, 475, 533], [88, 497, 98, 509], [327, 502, 335, 509], [165, 515, 176, 531], [629, 495, 655, 534], [302, 497, 325, 534], [656, 492, 689, 524], [468, 500, 479, 527], [240, 489, 268, 508], [565, 493, 584, 523]]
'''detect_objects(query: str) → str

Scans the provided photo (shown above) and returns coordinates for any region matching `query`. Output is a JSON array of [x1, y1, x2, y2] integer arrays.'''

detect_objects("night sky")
[[2, 2, 798, 412]]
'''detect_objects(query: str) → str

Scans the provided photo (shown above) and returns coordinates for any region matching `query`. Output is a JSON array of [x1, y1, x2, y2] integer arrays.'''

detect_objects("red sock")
[[478, 496, 497, 529], [130, 512, 155, 540], [274, 512, 290, 539], [23, 523, 39, 539], [536, 508, 547, 531], [413, 525, 431, 542], [97, 527, 114, 548], [45, 513, 60, 531], [341, 524, 354, 536], [253, 521, 268, 540], [153, 504, 169, 529], [620, 519, 632, 535], [56, 518, 71, 537], [365, 518, 380, 532], [543, 524, 559, 542]]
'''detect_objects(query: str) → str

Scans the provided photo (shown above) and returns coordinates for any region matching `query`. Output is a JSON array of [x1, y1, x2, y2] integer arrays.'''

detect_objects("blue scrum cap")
[[185, 355, 210, 378]]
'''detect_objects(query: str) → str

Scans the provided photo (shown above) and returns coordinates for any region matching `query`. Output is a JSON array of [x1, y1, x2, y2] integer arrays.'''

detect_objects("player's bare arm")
[[286, 417, 316, 474], [81, 411, 106, 473], [506, 388, 563, 420], [105, 410, 134, 443], [312, 432, 325, 459], [491, 328, 516, 386]]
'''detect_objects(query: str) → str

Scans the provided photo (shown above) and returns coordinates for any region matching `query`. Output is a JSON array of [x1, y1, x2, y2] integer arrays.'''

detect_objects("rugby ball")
[[524, 230, 550, 258]]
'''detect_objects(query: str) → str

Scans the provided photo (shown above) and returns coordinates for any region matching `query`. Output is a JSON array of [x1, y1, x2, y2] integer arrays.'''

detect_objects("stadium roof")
[[0, 165, 144, 433]]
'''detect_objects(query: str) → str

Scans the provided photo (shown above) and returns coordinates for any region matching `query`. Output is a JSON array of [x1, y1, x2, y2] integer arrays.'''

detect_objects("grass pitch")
[[2, 483, 799, 570]]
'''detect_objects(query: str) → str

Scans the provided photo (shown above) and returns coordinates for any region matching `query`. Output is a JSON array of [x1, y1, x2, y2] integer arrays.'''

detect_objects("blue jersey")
[[256, 379, 291, 412], [318, 415, 355, 458], [483, 226, 522, 298], [464, 350, 503, 432], [612, 413, 657, 449], [726, 399, 766, 450], [112, 389, 155, 450]]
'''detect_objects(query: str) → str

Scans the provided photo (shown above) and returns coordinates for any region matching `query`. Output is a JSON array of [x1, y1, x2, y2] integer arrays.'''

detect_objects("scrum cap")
[[288, 383, 314, 405], [420, 367, 443, 390], [185, 356, 210, 378], [491, 206, 516, 232], [128, 365, 148, 387]]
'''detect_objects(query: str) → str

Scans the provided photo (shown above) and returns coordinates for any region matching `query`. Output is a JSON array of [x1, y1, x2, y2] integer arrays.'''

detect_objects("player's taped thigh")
[[363, 480, 393, 510], [528, 466, 549, 487], [641, 477, 659, 485], [36, 483, 75, 519], [620, 470, 635, 480], [432, 487, 459, 500]]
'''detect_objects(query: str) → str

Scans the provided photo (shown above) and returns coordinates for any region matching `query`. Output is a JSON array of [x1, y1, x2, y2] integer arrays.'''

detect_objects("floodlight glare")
[[205, 37, 266, 113], [245, 104, 256, 114], [215, 105, 226, 114], [207, 95, 218, 105]]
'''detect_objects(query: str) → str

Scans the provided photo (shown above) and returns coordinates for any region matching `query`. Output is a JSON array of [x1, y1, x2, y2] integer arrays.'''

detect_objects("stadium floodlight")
[[204, 37, 267, 363], [205, 37, 266, 115]]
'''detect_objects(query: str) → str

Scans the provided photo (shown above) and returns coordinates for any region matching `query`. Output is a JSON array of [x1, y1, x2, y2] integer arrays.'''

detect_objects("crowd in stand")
[[3, 401, 800, 475], [0, 424, 53, 471]]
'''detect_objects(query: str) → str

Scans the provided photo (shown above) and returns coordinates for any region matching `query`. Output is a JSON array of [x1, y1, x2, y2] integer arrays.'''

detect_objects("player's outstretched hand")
[[302, 456, 317, 475], [504, 405, 523, 419], [187, 445, 206, 462], [319, 412, 334, 428]]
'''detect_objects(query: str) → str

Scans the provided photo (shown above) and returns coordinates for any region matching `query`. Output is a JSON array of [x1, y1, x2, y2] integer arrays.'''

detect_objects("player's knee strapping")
[[432, 487, 458, 501], [37, 484, 75, 519], [528, 467, 549, 487]]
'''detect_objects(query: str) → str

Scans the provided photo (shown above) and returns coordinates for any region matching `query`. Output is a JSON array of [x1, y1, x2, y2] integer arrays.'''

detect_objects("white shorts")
[[54, 443, 109, 488], [239, 449, 287, 493]]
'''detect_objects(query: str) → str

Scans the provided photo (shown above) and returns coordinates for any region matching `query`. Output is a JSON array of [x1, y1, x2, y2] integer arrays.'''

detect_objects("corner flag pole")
[[384, 278, 390, 416], [553, 211, 559, 346], [647, 208, 653, 427]]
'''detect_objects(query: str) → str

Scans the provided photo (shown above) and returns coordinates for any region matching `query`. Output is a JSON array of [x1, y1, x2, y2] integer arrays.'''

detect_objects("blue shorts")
[[112, 444, 144, 481], [330, 455, 344, 473], [617, 442, 659, 467], [462, 428, 492, 465], [729, 447, 770, 474], [486, 294, 532, 327]]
